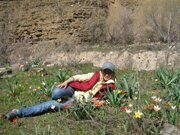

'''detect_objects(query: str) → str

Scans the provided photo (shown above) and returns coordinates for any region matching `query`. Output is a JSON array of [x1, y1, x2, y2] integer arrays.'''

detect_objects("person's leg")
[[17, 100, 61, 117], [52, 86, 74, 100], [11, 95, 75, 118], [6, 86, 75, 120]]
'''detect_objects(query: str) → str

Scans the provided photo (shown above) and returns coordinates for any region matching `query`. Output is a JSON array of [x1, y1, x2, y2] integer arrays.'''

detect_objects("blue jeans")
[[17, 86, 75, 117]]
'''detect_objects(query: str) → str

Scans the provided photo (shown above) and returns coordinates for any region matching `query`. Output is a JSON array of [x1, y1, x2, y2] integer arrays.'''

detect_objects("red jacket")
[[69, 71, 116, 99]]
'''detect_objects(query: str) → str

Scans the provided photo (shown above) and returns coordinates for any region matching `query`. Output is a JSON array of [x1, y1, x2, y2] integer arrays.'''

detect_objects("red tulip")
[[40, 93, 45, 97], [120, 106, 129, 111], [12, 118, 17, 123], [64, 104, 70, 109]]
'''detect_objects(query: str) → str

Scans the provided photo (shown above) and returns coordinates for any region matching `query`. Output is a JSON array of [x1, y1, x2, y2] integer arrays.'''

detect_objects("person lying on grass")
[[5, 61, 116, 121]]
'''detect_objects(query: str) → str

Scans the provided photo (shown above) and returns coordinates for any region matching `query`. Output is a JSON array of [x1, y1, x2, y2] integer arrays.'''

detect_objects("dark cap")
[[102, 61, 115, 72]]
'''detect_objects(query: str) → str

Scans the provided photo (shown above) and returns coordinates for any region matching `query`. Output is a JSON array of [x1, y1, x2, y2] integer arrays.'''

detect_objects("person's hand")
[[57, 81, 68, 88], [56, 77, 74, 88]]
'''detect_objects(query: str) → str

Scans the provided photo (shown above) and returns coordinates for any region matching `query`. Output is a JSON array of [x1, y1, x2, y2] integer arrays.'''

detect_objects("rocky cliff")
[[0, 0, 109, 65], [0, 0, 179, 70], [2, 0, 109, 44]]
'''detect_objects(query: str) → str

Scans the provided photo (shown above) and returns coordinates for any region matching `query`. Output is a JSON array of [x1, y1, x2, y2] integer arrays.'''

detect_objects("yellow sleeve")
[[72, 73, 94, 81]]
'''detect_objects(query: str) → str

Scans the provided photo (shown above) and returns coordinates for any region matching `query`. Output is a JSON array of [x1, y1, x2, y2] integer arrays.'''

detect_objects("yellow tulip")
[[134, 111, 143, 118], [57, 98, 62, 103], [117, 90, 123, 94]]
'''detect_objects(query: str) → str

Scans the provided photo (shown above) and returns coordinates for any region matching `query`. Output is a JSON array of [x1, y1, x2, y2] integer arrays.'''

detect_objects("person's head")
[[101, 61, 115, 81]]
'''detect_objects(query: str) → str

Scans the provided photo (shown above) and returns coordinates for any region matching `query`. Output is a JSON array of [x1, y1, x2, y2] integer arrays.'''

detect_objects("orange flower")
[[149, 103, 154, 109], [143, 105, 149, 110], [165, 102, 171, 107], [150, 100, 156, 104], [95, 101, 103, 107]]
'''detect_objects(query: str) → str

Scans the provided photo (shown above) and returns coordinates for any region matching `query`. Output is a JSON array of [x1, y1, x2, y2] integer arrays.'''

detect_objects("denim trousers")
[[17, 86, 75, 117]]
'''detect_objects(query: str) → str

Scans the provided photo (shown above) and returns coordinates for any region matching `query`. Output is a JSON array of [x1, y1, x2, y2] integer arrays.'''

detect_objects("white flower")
[[33, 88, 37, 92], [51, 105, 56, 110], [135, 91, 138, 95], [46, 64, 54, 67], [126, 109, 132, 114], [128, 104, 133, 107], [154, 105, 161, 112], [151, 96, 157, 99], [171, 106, 176, 110], [42, 81, 46, 86], [134, 97, 138, 100], [154, 97, 162, 103]]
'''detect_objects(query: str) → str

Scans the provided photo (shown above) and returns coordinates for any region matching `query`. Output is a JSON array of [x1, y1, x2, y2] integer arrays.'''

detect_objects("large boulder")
[[160, 123, 180, 135]]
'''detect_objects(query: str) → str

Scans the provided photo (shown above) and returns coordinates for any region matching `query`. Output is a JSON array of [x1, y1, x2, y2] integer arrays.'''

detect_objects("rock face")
[[0, 0, 108, 45], [43, 48, 180, 71], [0, 0, 108, 66]]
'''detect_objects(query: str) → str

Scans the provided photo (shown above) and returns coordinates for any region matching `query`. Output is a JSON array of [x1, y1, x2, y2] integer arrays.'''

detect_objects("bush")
[[106, 4, 134, 45], [134, 0, 180, 43]]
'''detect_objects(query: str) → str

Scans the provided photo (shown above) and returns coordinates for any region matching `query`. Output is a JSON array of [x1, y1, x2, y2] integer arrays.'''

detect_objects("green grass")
[[0, 64, 179, 134]]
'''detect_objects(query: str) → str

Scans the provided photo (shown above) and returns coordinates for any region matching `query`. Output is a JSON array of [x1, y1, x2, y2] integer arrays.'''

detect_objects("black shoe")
[[5, 109, 18, 121]]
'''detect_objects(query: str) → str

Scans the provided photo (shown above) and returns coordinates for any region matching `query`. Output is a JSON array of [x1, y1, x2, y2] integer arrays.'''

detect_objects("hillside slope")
[[0, 0, 179, 69]]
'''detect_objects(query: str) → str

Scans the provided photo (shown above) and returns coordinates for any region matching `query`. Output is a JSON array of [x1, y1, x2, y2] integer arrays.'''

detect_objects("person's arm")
[[72, 73, 94, 81], [57, 72, 95, 89], [56, 77, 75, 88]]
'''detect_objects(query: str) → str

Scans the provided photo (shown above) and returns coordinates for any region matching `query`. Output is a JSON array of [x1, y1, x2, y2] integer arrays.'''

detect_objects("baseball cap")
[[102, 61, 115, 72]]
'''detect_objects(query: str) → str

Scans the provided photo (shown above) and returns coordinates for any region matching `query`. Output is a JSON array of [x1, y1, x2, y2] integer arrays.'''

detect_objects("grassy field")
[[0, 63, 179, 135]]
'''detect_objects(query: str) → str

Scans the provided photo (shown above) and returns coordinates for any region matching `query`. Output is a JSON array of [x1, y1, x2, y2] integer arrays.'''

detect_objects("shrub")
[[134, 0, 180, 43], [106, 4, 134, 44]]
